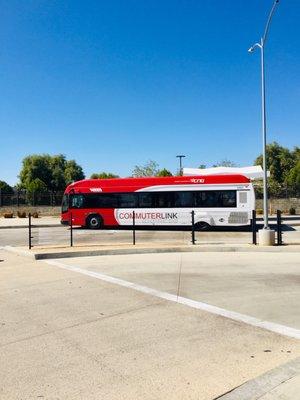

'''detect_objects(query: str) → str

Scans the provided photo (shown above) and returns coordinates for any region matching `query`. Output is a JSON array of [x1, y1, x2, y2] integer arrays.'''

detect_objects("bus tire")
[[195, 221, 210, 231], [86, 214, 103, 229]]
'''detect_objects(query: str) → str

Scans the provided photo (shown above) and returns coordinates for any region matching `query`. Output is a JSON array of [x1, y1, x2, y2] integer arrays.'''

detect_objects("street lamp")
[[176, 155, 186, 176], [248, 0, 280, 245]]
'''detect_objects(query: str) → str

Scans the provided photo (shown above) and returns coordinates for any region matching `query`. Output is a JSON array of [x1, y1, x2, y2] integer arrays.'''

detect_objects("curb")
[[216, 356, 300, 399], [3, 245, 300, 260]]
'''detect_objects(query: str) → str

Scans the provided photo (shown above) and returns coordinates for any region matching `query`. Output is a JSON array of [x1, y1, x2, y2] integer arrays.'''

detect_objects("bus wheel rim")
[[90, 217, 99, 227]]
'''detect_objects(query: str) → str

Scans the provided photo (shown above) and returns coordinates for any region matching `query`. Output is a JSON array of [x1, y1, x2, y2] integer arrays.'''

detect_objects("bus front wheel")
[[86, 214, 103, 229], [195, 221, 210, 231]]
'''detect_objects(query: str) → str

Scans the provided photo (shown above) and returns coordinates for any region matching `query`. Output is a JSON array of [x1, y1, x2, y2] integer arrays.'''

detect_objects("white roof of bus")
[[183, 166, 269, 180]]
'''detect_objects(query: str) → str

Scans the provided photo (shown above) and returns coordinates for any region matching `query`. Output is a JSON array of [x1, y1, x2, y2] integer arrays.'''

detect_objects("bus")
[[61, 175, 255, 230]]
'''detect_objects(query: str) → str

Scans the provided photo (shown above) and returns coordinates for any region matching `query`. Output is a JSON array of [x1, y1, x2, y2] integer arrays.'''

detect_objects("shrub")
[[17, 211, 27, 218], [4, 212, 13, 218], [256, 208, 263, 215], [32, 212, 39, 218], [289, 207, 296, 215]]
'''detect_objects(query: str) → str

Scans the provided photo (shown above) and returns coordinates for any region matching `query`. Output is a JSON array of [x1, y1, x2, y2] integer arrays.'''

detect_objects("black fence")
[[27, 210, 199, 250], [27, 209, 287, 250], [0, 190, 64, 207]]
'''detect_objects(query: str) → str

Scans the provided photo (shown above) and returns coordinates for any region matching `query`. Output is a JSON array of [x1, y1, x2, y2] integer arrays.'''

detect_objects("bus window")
[[61, 194, 69, 213], [156, 192, 174, 208], [118, 193, 137, 208], [70, 194, 85, 208], [96, 194, 118, 208], [194, 190, 236, 208], [138, 193, 155, 208], [222, 191, 237, 207], [174, 192, 194, 207], [194, 191, 218, 207]]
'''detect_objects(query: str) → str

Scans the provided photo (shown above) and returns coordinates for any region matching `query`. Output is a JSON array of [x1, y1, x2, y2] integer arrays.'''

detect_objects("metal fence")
[[0, 190, 64, 207], [27, 210, 287, 250]]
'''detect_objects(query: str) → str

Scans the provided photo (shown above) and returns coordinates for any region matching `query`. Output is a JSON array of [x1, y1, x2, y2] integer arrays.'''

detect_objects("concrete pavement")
[[0, 215, 60, 228], [1, 248, 300, 399], [56, 251, 300, 332]]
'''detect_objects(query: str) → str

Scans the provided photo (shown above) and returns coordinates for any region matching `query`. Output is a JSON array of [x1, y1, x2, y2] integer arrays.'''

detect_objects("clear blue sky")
[[1, 0, 299, 185]]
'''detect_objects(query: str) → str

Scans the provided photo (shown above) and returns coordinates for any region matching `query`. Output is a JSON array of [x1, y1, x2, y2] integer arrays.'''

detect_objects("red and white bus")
[[61, 175, 255, 230]]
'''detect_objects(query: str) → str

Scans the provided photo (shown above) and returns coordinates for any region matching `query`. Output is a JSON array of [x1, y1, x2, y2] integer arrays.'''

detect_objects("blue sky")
[[1, 0, 299, 185]]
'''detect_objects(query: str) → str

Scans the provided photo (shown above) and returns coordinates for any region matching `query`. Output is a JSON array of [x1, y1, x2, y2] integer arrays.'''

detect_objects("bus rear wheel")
[[86, 214, 103, 229], [195, 222, 210, 231]]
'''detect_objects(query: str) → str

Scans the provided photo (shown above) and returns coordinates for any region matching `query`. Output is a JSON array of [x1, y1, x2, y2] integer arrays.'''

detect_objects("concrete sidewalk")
[[1, 248, 300, 400], [0, 216, 61, 228]]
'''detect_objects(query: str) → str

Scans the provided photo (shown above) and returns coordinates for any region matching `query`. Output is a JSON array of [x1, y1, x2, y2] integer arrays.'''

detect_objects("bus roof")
[[65, 174, 250, 194]]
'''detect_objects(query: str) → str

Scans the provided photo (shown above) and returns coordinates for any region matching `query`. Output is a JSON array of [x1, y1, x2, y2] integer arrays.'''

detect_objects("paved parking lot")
[[57, 252, 300, 331], [1, 248, 300, 399]]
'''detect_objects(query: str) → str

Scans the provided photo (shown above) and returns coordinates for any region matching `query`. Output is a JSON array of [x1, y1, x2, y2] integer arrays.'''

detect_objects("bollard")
[[251, 210, 257, 245], [132, 211, 136, 245], [276, 209, 283, 245], [70, 212, 73, 247], [28, 213, 32, 249], [191, 210, 195, 245]]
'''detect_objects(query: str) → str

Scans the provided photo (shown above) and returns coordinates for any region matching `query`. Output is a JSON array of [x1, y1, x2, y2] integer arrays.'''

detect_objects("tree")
[[0, 181, 14, 194], [286, 161, 300, 196], [156, 168, 172, 177], [198, 164, 206, 169], [27, 178, 48, 194], [254, 142, 297, 197], [19, 154, 85, 192], [132, 160, 159, 177], [26, 178, 48, 205], [19, 154, 52, 190], [49, 155, 67, 192], [90, 172, 119, 179], [254, 142, 295, 186], [64, 160, 85, 184], [213, 159, 237, 167]]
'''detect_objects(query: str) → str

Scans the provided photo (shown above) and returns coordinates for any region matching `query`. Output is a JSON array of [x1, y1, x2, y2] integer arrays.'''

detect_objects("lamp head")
[[248, 43, 261, 53]]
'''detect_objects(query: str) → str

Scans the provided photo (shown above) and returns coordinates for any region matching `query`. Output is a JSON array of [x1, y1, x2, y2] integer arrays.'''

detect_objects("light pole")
[[176, 155, 186, 176], [248, 0, 280, 243]]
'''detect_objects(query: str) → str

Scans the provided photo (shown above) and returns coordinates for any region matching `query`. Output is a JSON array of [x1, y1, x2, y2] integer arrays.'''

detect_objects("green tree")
[[254, 142, 295, 186], [254, 142, 297, 197], [156, 168, 173, 177], [286, 161, 300, 196], [0, 181, 14, 194], [19, 154, 52, 190], [26, 178, 48, 205], [291, 147, 300, 162], [64, 160, 85, 184], [19, 154, 85, 192], [50, 155, 67, 192], [132, 160, 159, 177], [90, 172, 119, 179], [198, 164, 206, 169], [27, 178, 48, 194]]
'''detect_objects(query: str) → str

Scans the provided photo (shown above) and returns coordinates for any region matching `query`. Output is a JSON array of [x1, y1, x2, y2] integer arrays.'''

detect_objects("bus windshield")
[[61, 194, 69, 213]]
